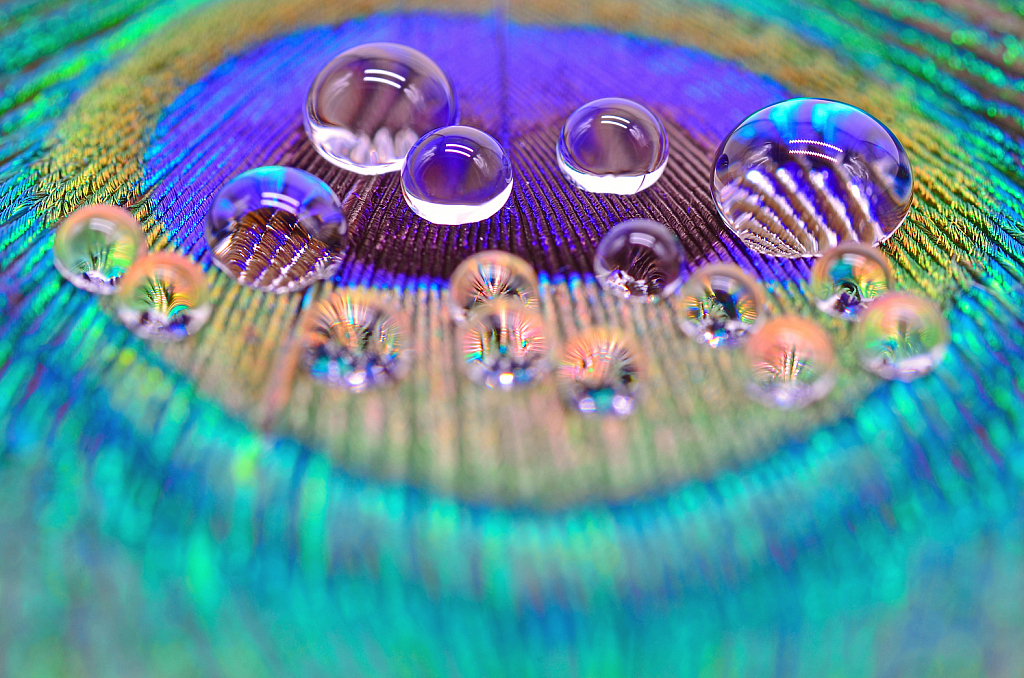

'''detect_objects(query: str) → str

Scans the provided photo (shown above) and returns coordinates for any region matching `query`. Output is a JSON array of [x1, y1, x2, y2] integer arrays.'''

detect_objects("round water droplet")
[[810, 243, 893, 319], [678, 264, 765, 348], [305, 42, 458, 174], [115, 253, 211, 341], [206, 166, 347, 294], [745, 316, 836, 408], [593, 219, 685, 302], [401, 126, 513, 225], [557, 97, 668, 195], [712, 98, 913, 257], [556, 327, 643, 416], [854, 292, 948, 381], [448, 250, 539, 324], [53, 204, 146, 294], [302, 290, 412, 392], [458, 301, 551, 390]]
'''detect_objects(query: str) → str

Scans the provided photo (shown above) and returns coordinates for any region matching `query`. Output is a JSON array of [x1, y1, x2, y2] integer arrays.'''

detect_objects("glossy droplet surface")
[[53, 205, 146, 294], [594, 219, 685, 302], [401, 126, 513, 225], [115, 253, 211, 341], [855, 292, 948, 381], [448, 250, 539, 324], [745, 316, 836, 409], [713, 98, 913, 257], [206, 166, 347, 293], [557, 328, 643, 416], [678, 264, 764, 348], [557, 97, 668, 195], [305, 42, 457, 174], [811, 243, 893, 319], [458, 301, 551, 390], [303, 291, 411, 392]]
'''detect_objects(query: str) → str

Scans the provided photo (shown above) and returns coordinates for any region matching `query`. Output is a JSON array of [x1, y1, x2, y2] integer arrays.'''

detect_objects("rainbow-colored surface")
[[2, 0, 1024, 675]]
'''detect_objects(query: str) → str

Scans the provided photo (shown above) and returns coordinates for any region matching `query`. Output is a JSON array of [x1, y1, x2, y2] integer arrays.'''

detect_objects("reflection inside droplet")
[[458, 301, 551, 389], [53, 204, 147, 294], [557, 327, 643, 416], [448, 250, 539, 324], [745, 316, 836, 408], [810, 243, 893, 319], [115, 252, 211, 341], [678, 264, 764, 348], [593, 219, 685, 302], [854, 292, 948, 381]]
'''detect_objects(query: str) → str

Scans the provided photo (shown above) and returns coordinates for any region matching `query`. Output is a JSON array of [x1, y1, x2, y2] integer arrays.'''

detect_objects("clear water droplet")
[[448, 250, 539, 324], [115, 253, 211, 341], [678, 264, 764, 348], [713, 98, 913, 257], [557, 97, 668, 195], [401, 126, 513, 225], [810, 243, 893, 319], [745, 316, 836, 408], [557, 327, 643, 416], [593, 219, 685, 302], [458, 301, 551, 389], [206, 166, 347, 294], [854, 292, 948, 381], [305, 42, 458, 175], [53, 205, 146, 294], [302, 290, 412, 392]]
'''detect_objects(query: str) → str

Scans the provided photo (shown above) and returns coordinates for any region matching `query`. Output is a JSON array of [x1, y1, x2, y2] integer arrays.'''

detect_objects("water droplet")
[[678, 264, 765, 348], [557, 97, 668, 195], [458, 301, 551, 389], [206, 166, 347, 294], [448, 250, 539, 324], [305, 42, 458, 174], [401, 126, 513, 225], [593, 219, 685, 302], [713, 98, 913, 257], [745, 316, 836, 408], [854, 292, 948, 381], [556, 327, 643, 416], [53, 205, 146, 294], [302, 290, 412, 392], [115, 253, 211, 341], [810, 243, 893, 319]]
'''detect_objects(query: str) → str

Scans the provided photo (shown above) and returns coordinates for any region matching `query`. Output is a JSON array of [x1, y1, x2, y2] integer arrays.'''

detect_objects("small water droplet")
[[302, 290, 412, 392], [448, 250, 539, 324], [713, 98, 913, 257], [854, 292, 948, 381], [593, 219, 685, 302], [115, 253, 211, 341], [745, 316, 836, 408], [458, 301, 551, 389], [53, 205, 146, 294], [556, 327, 643, 416], [305, 42, 458, 174], [678, 264, 764, 348], [401, 126, 513, 225], [557, 97, 668, 195], [206, 166, 347, 294], [810, 243, 893, 319]]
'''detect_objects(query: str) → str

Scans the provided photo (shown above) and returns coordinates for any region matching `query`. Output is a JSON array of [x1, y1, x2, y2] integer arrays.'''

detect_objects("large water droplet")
[[678, 264, 764, 348], [556, 327, 643, 416], [557, 97, 668, 195], [206, 166, 347, 294], [115, 253, 211, 341], [854, 292, 948, 381], [712, 98, 913, 257], [745, 316, 836, 408], [401, 126, 513, 225], [302, 290, 412, 392], [458, 301, 551, 390], [448, 250, 539, 324], [53, 205, 146, 294], [305, 42, 458, 175], [810, 243, 893, 319], [593, 219, 685, 302]]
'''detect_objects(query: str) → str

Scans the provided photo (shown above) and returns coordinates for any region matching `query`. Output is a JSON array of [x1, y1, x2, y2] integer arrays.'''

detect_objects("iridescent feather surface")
[[1, 0, 1024, 676]]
